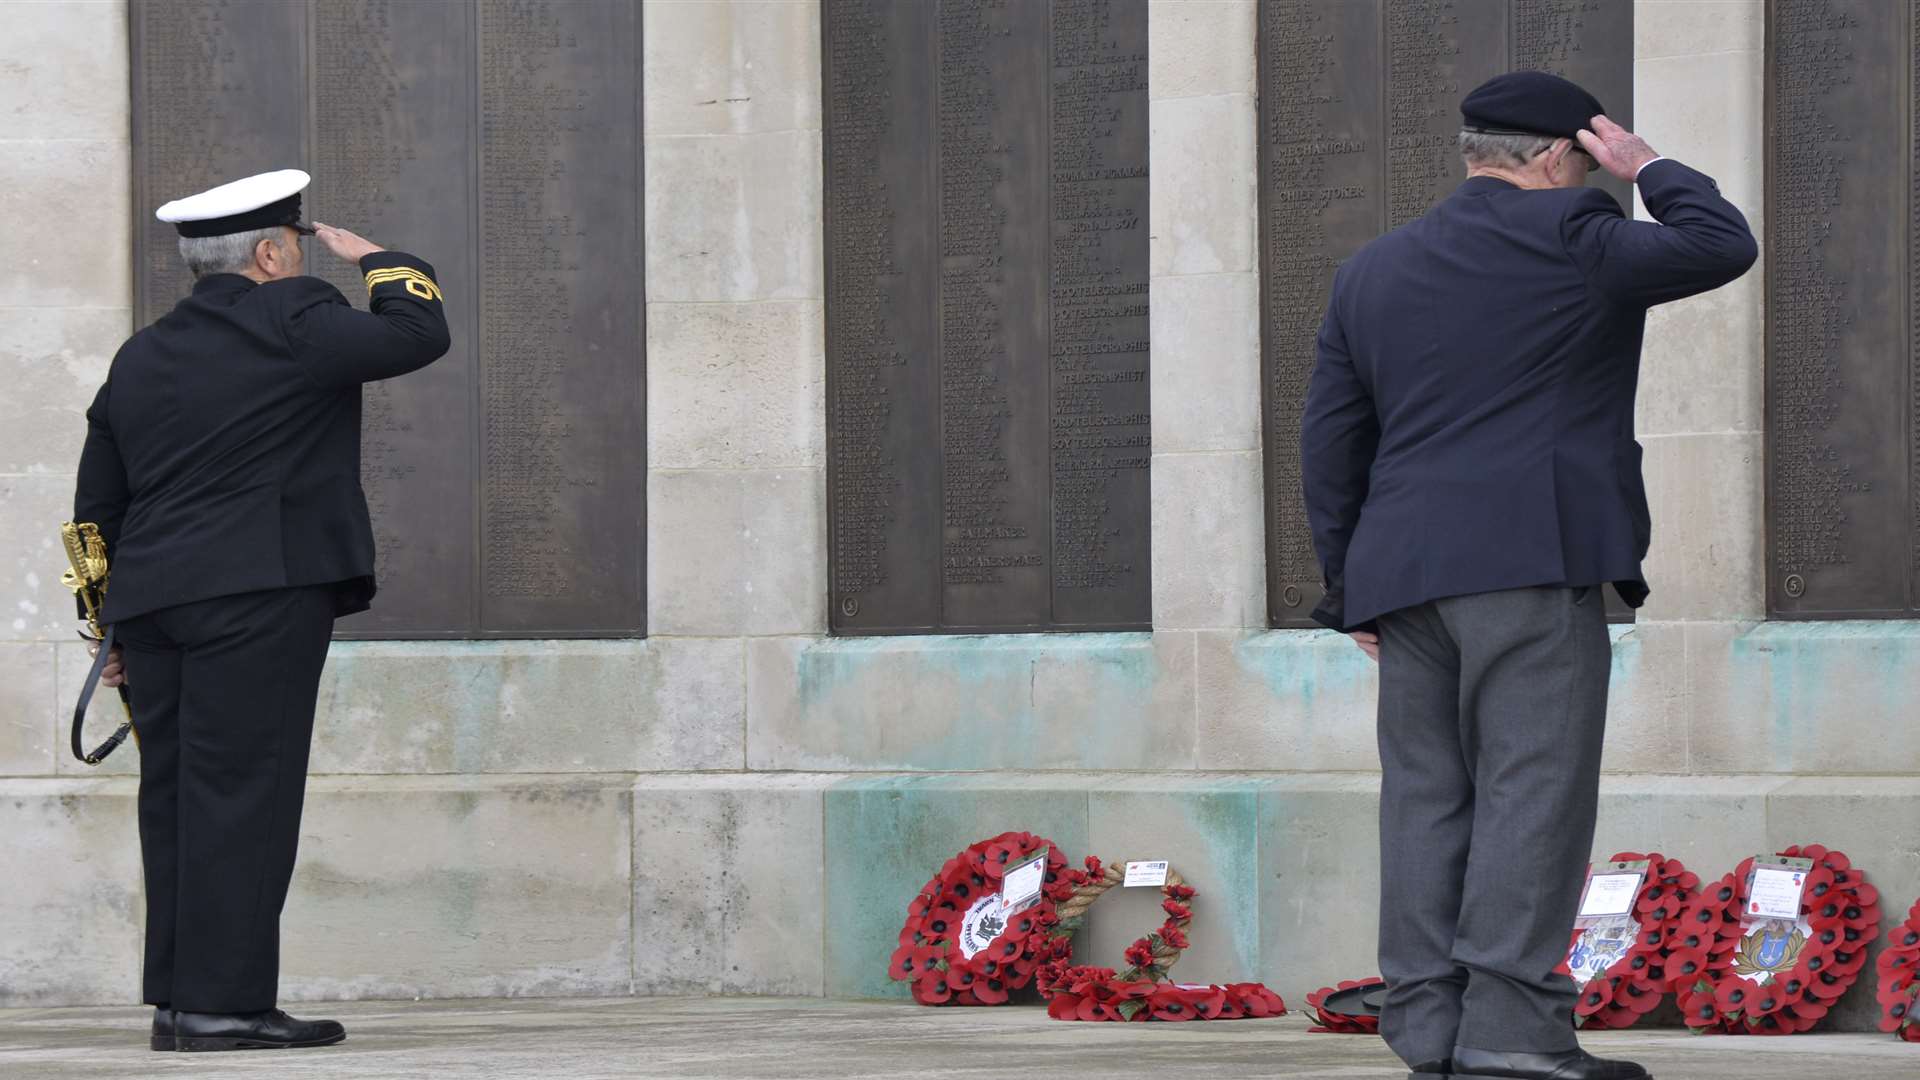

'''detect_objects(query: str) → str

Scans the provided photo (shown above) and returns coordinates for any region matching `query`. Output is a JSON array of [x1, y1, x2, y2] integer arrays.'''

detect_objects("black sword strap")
[[72, 624, 134, 766]]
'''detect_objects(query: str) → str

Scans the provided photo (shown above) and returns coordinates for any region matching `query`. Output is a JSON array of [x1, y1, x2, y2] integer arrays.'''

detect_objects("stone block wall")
[[3, 0, 1918, 1033]]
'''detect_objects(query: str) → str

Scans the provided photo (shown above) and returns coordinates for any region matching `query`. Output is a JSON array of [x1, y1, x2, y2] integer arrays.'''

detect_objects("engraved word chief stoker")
[[72, 168, 450, 1052]]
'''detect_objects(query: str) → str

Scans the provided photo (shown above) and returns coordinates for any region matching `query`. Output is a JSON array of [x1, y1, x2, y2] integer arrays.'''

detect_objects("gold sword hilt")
[[60, 521, 109, 638]]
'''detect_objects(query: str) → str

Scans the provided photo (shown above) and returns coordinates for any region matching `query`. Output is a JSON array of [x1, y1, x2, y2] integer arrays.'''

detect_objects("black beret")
[[1461, 71, 1605, 141]]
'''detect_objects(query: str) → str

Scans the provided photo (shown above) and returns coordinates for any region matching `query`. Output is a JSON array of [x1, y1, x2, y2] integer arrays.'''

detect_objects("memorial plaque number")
[[823, 0, 1151, 634], [131, 0, 645, 637], [1258, 0, 1633, 627], [1765, 0, 1915, 618]]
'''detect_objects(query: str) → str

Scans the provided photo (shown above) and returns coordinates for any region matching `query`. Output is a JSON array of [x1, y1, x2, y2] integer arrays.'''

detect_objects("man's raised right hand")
[[1577, 115, 1661, 183]]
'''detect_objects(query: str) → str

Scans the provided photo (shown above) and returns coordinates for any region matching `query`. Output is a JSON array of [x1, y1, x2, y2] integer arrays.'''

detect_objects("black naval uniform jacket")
[[1301, 160, 1757, 632], [74, 252, 451, 623]]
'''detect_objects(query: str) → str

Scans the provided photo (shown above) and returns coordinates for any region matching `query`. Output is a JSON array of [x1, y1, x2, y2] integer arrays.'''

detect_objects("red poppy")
[[1123, 939, 1155, 970], [1662, 947, 1710, 988], [912, 969, 953, 1005], [1713, 978, 1752, 1015], [1160, 925, 1191, 950], [1162, 899, 1193, 921], [1082, 856, 1104, 879], [1168, 883, 1196, 901]]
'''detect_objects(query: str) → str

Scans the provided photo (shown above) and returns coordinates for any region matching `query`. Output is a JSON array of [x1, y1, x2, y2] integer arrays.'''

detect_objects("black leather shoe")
[[171, 1009, 346, 1052], [150, 1007, 177, 1052], [1452, 1046, 1648, 1080], [1408, 1060, 1451, 1079]]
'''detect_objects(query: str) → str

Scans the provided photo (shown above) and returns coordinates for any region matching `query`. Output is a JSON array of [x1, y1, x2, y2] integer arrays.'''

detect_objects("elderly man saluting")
[[75, 170, 450, 1052], [1301, 74, 1756, 1080]]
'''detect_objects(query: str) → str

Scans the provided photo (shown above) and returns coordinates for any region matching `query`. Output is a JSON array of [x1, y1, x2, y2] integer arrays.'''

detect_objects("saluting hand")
[[312, 222, 387, 263], [1577, 116, 1660, 184]]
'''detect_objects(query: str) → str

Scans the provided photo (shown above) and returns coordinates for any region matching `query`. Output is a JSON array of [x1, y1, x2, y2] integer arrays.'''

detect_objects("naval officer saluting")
[[75, 169, 450, 1051], [1301, 74, 1756, 1080]]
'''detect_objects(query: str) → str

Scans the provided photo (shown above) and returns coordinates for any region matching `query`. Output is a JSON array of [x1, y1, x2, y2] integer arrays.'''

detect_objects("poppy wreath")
[[1674, 844, 1881, 1035], [1034, 861, 1288, 1022], [1563, 852, 1701, 1030], [1875, 896, 1920, 1042], [888, 832, 1073, 1006], [1305, 977, 1386, 1034]]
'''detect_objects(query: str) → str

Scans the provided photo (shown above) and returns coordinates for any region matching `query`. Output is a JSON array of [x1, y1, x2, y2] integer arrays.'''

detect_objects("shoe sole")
[[163, 1033, 345, 1052], [1449, 1074, 1652, 1080]]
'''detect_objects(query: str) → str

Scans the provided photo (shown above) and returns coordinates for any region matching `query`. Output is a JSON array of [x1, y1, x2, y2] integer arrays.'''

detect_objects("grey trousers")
[[1374, 586, 1611, 1066]]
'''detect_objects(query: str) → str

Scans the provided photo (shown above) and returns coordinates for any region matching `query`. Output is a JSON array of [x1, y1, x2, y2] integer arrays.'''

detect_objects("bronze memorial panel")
[[1765, 1, 1915, 618], [1258, 0, 1634, 627], [130, 0, 645, 637], [823, 0, 1151, 634]]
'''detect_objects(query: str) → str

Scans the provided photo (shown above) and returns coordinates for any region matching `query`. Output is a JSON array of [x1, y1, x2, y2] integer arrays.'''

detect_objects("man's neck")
[[1465, 165, 1554, 191]]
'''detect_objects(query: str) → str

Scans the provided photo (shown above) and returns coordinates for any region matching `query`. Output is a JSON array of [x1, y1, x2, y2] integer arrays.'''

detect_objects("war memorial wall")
[[7, 0, 1920, 1027]]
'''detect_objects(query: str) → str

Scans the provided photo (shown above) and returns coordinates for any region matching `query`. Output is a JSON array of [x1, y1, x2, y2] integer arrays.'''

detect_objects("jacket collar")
[[1458, 175, 1519, 196], [191, 273, 257, 297]]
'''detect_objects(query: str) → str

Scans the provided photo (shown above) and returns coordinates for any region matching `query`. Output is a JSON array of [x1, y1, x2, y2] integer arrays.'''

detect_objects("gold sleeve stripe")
[[363, 267, 444, 301]]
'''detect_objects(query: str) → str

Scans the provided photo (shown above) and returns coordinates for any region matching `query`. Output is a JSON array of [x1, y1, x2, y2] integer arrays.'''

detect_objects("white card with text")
[[1000, 850, 1048, 915], [1747, 863, 1809, 921], [1124, 861, 1170, 888]]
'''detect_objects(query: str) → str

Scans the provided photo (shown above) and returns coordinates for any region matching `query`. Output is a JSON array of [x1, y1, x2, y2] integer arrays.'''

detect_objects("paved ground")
[[1, 997, 1915, 1079]]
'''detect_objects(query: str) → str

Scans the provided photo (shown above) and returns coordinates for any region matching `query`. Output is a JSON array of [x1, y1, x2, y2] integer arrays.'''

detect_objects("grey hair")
[[1459, 129, 1555, 169], [177, 226, 286, 279]]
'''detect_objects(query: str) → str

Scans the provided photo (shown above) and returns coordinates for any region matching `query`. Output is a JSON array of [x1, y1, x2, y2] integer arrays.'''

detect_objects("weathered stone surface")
[[0, 475, 77, 641], [1256, 774, 1382, 997], [1636, 273, 1763, 438], [645, 129, 823, 302], [1152, 453, 1265, 630], [647, 300, 824, 470], [746, 634, 1197, 772], [1638, 433, 1764, 622], [648, 467, 826, 636], [7, 996, 1919, 1078], [1149, 273, 1260, 454], [280, 776, 633, 1001], [1599, 622, 1690, 774], [0, 2, 130, 141], [822, 773, 1096, 1000], [1149, 93, 1256, 278], [1148, 0, 1255, 100], [643, 0, 821, 137], [0, 778, 142, 1007], [0, 139, 130, 309], [1632, 45, 1763, 223], [1087, 780, 1265, 986], [1195, 629, 1378, 771], [307, 639, 746, 776], [1593, 774, 1779, 879], [1635, 0, 1763, 64], [0, 307, 125, 475], [0, 643, 56, 776], [1687, 621, 1920, 776], [632, 774, 836, 996]]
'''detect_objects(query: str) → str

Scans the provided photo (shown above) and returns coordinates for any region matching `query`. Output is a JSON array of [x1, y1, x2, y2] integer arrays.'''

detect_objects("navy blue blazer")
[[1300, 160, 1757, 632], [74, 252, 451, 623]]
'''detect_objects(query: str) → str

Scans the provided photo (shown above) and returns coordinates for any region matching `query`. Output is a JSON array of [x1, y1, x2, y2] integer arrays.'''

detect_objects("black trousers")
[[118, 585, 336, 1013]]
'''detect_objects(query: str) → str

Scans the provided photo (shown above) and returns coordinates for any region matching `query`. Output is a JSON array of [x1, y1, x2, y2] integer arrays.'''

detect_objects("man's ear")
[[255, 235, 280, 274]]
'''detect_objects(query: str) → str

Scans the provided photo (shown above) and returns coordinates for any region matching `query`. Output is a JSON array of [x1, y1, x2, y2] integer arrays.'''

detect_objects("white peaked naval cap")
[[155, 169, 312, 238]]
